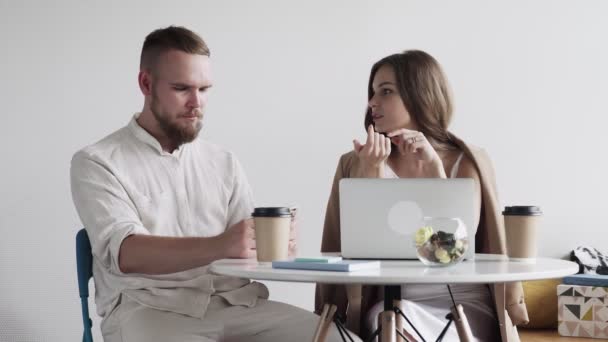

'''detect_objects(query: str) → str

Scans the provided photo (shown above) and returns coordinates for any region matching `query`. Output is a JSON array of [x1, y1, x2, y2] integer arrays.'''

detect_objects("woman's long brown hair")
[[364, 50, 457, 151]]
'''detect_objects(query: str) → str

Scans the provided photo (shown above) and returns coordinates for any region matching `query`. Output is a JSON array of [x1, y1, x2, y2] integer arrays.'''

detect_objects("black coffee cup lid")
[[502, 206, 542, 216], [252, 207, 292, 217]]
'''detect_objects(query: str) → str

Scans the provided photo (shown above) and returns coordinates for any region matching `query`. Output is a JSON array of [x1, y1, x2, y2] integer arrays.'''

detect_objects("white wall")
[[1, 0, 607, 340]]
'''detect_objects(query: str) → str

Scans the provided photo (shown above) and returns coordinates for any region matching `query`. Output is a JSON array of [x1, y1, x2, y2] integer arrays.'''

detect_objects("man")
[[71, 26, 354, 341]]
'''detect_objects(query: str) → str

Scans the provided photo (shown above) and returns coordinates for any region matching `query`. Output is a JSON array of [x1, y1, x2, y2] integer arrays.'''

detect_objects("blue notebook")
[[272, 260, 380, 272], [563, 274, 608, 287]]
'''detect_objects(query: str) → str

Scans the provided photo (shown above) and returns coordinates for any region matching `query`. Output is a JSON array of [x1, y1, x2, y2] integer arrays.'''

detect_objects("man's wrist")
[[199, 235, 225, 264]]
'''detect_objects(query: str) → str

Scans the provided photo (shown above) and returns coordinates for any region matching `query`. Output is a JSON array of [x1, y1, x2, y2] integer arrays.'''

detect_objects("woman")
[[315, 50, 528, 341]]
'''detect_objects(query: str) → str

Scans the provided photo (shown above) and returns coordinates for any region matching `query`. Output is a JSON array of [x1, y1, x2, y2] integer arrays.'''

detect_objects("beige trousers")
[[101, 295, 361, 342]]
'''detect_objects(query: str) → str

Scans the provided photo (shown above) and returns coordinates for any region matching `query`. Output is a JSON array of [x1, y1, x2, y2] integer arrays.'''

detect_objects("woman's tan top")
[[315, 133, 529, 342]]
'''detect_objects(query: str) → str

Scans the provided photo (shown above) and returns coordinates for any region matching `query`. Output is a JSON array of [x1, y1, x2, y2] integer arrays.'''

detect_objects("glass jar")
[[414, 217, 468, 267]]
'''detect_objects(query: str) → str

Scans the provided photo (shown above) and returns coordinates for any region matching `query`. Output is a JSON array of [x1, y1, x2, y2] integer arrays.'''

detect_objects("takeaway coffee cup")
[[252, 207, 292, 263], [503, 206, 542, 263]]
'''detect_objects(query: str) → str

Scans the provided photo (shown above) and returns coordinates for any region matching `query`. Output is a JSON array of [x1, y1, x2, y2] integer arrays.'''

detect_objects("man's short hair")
[[140, 26, 210, 72]]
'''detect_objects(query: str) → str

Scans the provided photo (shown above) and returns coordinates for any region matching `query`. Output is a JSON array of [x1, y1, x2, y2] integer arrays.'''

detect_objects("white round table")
[[210, 255, 578, 342], [210, 254, 578, 285]]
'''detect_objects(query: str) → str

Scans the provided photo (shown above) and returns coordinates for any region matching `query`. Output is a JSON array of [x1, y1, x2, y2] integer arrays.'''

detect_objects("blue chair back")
[[76, 229, 94, 342]]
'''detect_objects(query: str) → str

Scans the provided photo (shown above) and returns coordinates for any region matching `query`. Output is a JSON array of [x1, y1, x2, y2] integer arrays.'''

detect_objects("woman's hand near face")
[[353, 125, 392, 178], [387, 128, 446, 178]]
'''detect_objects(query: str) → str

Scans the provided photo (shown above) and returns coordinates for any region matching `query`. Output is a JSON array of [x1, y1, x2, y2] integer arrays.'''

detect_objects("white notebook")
[[272, 260, 380, 272]]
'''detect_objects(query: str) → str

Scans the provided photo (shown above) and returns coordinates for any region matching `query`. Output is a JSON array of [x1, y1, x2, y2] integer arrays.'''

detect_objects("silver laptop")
[[339, 178, 475, 260]]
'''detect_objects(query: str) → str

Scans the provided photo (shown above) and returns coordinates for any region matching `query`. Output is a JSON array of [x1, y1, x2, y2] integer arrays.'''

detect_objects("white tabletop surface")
[[210, 254, 579, 285]]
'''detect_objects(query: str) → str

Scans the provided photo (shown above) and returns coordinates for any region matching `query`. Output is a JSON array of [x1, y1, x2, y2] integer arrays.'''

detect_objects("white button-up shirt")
[[70, 114, 267, 321]]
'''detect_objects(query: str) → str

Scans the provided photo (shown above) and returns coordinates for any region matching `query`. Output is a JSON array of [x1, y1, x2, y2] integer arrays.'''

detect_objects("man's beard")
[[150, 95, 203, 148]]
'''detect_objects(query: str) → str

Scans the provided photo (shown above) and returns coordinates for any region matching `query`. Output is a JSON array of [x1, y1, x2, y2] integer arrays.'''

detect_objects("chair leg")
[[393, 300, 405, 342], [450, 304, 474, 342], [312, 304, 338, 342], [313, 304, 330, 342]]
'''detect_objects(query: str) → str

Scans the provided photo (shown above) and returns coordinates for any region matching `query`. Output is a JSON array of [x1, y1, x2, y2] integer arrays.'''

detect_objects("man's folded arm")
[[117, 234, 228, 274], [70, 152, 230, 275]]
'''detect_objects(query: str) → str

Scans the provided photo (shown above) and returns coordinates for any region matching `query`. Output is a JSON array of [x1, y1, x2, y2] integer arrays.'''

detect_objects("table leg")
[[376, 285, 401, 342], [378, 310, 396, 342], [378, 285, 424, 342]]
